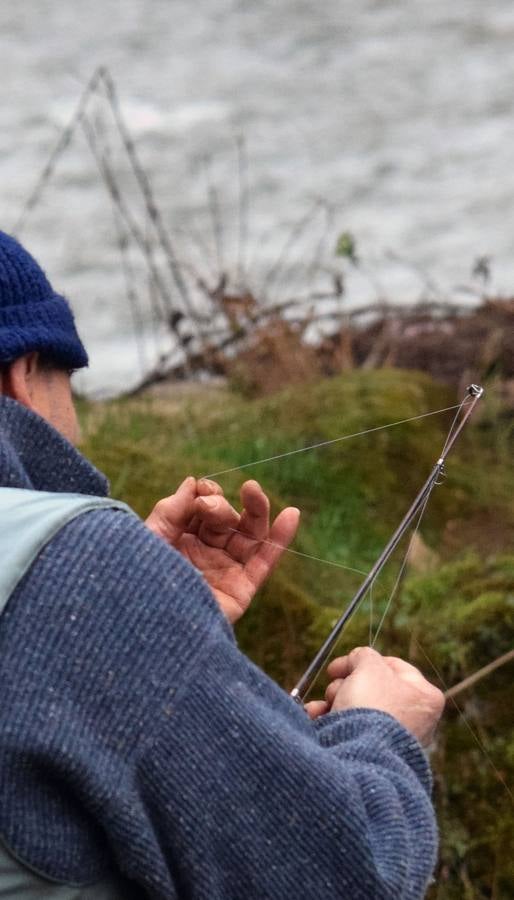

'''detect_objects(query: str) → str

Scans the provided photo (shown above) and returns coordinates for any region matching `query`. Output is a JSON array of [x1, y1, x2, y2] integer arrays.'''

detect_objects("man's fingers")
[[195, 495, 240, 530], [196, 478, 225, 498], [384, 657, 444, 709], [325, 678, 344, 706], [326, 655, 351, 680], [145, 476, 198, 543], [243, 506, 300, 584], [304, 700, 329, 720], [327, 647, 383, 681], [383, 656, 427, 684], [224, 480, 278, 565], [186, 479, 225, 536], [192, 479, 269, 555], [195, 495, 241, 547], [268, 504, 300, 550], [238, 480, 270, 542]]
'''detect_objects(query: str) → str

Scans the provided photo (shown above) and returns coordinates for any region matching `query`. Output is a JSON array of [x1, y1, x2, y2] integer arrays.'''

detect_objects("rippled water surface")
[[1, 1, 513, 392]]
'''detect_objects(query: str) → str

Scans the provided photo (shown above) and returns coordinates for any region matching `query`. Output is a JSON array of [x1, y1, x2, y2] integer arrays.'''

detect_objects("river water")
[[1, 0, 514, 394]]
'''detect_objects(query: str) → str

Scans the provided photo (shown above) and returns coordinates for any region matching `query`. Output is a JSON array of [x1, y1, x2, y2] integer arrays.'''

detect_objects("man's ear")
[[0, 353, 40, 410]]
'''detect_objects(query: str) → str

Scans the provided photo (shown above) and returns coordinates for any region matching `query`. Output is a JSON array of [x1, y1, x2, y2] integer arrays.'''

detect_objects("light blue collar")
[[0, 488, 133, 615]]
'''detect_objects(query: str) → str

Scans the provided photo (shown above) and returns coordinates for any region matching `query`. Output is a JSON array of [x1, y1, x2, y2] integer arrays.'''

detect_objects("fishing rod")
[[290, 383, 484, 704]]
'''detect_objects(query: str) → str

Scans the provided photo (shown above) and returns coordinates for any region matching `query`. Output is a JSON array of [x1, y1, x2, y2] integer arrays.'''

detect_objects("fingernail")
[[200, 496, 218, 509]]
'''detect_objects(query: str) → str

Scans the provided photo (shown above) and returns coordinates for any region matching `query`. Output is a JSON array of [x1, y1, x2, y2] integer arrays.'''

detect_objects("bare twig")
[[203, 154, 224, 277], [236, 135, 249, 289], [80, 113, 171, 326], [260, 197, 324, 301], [445, 649, 514, 701], [98, 68, 200, 329], [14, 67, 104, 234], [85, 113, 149, 377]]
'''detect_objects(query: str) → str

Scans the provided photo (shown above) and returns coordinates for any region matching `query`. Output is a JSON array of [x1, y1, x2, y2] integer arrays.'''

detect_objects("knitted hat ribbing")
[[0, 230, 88, 369]]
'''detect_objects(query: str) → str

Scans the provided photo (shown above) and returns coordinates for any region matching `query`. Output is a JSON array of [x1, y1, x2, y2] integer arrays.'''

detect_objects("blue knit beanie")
[[0, 230, 88, 369]]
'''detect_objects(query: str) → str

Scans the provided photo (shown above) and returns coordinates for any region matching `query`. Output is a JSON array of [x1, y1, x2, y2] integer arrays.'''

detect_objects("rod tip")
[[467, 384, 484, 398]]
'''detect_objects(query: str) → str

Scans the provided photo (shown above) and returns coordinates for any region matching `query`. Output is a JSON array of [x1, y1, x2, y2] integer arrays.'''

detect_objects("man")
[[0, 229, 444, 899]]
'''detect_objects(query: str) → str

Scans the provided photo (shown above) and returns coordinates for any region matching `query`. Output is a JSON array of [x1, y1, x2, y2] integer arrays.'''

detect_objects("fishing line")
[[202, 397, 472, 629], [369, 393, 474, 648], [371, 487, 434, 648], [224, 527, 368, 576], [440, 394, 469, 457], [368, 394, 472, 645], [368, 578, 376, 647], [413, 637, 514, 803], [202, 400, 471, 479]]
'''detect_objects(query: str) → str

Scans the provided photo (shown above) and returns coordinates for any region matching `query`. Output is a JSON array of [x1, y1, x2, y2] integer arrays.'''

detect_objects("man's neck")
[[0, 395, 109, 496]]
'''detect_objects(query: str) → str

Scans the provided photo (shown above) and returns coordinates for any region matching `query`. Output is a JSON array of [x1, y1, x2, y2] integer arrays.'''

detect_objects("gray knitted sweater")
[[0, 396, 438, 898]]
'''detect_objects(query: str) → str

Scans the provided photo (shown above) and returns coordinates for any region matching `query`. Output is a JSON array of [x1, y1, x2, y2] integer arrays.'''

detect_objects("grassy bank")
[[80, 368, 514, 898]]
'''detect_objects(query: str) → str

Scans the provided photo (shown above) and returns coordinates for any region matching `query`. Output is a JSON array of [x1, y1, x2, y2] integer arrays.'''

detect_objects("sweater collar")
[[0, 396, 109, 496]]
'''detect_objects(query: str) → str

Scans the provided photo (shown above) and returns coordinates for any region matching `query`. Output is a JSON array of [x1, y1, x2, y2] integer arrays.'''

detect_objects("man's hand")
[[306, 646, 445, 747], [145, 476, 300, 624]]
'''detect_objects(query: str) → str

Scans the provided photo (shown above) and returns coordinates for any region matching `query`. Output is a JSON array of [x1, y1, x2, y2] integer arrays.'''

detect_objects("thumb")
[[327, 647, 384, 680], [145, 476, 198, 543]]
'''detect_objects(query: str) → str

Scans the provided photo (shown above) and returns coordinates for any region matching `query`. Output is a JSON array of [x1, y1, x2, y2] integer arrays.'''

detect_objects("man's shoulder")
[[1, 500, 226, 665], [0, 500, 228, 748], [0, 503, 227, 892], [43, 502, 220, 621], [44, 499, 184, 575]]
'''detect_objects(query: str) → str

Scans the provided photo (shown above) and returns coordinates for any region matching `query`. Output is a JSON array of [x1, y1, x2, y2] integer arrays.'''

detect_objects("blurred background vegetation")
[[80, 362, 513, 898]]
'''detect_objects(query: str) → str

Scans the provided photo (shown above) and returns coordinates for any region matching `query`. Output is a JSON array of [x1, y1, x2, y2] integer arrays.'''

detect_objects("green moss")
[[377, 553, 514, 897]]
